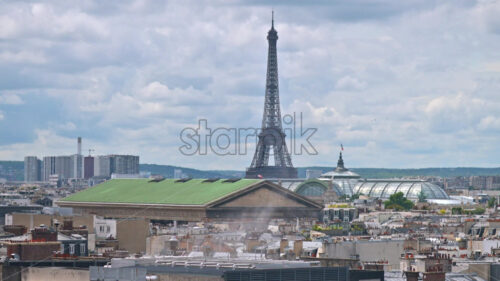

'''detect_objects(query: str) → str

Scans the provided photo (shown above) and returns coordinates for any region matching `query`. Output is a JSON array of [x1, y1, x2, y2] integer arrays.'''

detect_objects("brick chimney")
[[62, 219, 73, 231], [293, 240, 303, 257], [31, 227, 57, 242], [280, 239, 288, 253], [423, 272, 445, 281], [405, 271, 419, 281]]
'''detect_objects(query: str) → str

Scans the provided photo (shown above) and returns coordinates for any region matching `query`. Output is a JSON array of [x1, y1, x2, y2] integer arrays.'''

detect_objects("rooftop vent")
[[203, 178, 220, 183], [148, 176, 165, 183], [222, 178, 241, 183], [175, 178, 192, 183]]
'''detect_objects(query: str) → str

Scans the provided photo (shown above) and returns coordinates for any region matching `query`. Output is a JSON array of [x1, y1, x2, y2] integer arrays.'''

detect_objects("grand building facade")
[[294, 153, 452, 204], [58, 179, 322, 222]]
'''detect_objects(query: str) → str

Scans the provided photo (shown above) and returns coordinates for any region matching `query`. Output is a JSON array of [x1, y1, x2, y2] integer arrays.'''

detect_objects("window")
[[396, 183, 412, 197], [298, 184, 325, 196], [60, 243, 64, 253], [344, 210, 350, 221], [371, 183, 387, 197], [69, 244, 75, 255], [381, 182, 400, 198], [358, 182, 375, 195], [80, 244, 86, 255]]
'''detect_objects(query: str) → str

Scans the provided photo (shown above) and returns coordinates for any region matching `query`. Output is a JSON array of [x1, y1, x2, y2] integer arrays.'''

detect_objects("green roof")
[[60, 179, 262, 205]]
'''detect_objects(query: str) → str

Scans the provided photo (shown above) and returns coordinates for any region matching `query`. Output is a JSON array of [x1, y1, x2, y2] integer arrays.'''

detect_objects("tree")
[[417, 191, 427, 203], [463, 207, 486, 215], [488, 197, 497, 208], [452, 207, 463, 215], [473, 207, 485, 215], [384, 192, 414, 210], [350, 193, 361, 201], [339, 194, 349, 202]]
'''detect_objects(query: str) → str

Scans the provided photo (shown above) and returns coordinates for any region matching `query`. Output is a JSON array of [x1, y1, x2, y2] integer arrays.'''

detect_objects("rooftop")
[[354, 180, 450, 200], [319, 152, 361, 180], [59, 178, 262, 206]]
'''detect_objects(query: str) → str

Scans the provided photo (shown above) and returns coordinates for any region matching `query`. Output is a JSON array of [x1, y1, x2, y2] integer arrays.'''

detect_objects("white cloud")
[[0, 129, 73, 159], [335, 76, 366, 91], [424, 93, 497, 133], [474, 0, 500, 34], [56, 122, 77, 131], [478, 116, 500, 131], [0, 51, 47, 64], [0, 94, 23, 105], [0, 1, 500, 169]]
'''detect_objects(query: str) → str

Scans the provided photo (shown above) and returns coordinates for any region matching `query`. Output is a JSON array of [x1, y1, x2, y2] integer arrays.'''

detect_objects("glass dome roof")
[[293, 152, 450, 201], [295, 179, 332, 197], [352, 180, 450, 200], [295, 178, 357, 198], [313, 152, 360, 197], [332, 179, 358, 196], [318, 152, 361, 180]]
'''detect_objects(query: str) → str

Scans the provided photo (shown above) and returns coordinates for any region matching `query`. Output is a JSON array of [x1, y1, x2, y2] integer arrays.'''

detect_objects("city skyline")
[[1, 1, 500, 169]]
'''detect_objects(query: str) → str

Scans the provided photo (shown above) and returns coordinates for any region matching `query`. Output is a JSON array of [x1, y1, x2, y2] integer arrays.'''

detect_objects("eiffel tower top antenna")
[[272, 10, 274, 28]]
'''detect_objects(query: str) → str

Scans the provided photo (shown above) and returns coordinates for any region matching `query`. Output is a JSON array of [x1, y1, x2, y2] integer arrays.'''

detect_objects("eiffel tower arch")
[[245, 13, 298, 179]]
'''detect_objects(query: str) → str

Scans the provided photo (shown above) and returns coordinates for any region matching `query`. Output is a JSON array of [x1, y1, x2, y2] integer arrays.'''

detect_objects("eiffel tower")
[[245, 13, 298, 179]]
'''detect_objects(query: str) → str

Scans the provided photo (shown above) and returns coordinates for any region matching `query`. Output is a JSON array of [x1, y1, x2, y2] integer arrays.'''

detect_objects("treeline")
[[2, 161, 499, 181], [298, 167, 500, 179]]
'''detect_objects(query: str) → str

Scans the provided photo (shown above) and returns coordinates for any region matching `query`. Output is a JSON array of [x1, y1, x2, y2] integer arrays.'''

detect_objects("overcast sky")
[[0, 0, 499, 169]]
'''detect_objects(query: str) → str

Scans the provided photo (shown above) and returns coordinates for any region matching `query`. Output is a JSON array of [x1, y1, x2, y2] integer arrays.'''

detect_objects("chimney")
[[62, 219, 73, 231], [280, 239, 288, 253], [293, 240, 303, 257], [405, 271, 419, 281], [77, 137, 82, 156], [423, 272, 445, 281]]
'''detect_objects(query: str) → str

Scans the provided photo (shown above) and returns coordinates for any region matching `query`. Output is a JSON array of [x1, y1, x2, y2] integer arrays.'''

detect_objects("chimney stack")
[[280, 239, 288, 254], [405, 271, 419, 281], [293, 240, 303, 258], [77, 137, 82, 156]]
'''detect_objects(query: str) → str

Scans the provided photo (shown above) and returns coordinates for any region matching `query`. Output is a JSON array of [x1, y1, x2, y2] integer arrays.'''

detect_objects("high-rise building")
[[24, 156, 41, 182], [56, 156, 72, 180], [94, 155, 111, 178], [42, 156, 55, 182], [84, 156, 94, 179], [71, 154, 83, 179], [246, 13, 297, 179], [36, 137, 138, 182], [40, 153, 139, 180], [43, 156, 72, 181], [93, 155, 139, 178], [109, 155, 139, 175]]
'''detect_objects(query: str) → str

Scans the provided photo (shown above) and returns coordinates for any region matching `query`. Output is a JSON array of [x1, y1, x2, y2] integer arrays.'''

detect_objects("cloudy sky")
[[0, 0, 500, 170]]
